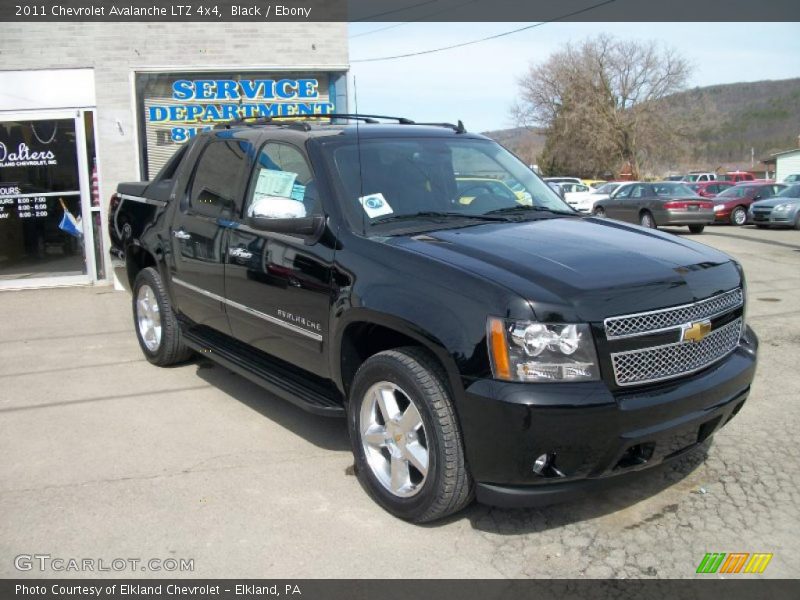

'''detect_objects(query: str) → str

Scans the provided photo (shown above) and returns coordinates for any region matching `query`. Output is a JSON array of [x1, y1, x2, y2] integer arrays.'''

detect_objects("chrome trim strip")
[[119, 193, 167, 207], [604, 288, 743, 339], [171, 277, 323, 342]]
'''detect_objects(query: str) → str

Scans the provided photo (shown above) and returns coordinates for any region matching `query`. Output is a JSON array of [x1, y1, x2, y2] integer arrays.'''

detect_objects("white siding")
[[776, 150, 800, 182]]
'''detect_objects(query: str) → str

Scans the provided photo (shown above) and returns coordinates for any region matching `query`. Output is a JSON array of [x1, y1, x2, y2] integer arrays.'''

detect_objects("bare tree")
[[513, 35, 691, 178]]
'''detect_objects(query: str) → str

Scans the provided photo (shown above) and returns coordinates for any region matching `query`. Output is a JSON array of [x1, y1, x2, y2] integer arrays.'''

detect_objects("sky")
[[348, 22, 800, 132]]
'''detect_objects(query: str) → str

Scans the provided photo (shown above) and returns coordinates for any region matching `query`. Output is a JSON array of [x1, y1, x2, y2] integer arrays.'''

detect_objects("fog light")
[[533, 453, 550, 475]]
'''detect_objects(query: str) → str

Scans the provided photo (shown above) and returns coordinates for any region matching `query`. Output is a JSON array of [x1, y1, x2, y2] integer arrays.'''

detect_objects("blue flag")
[[58, 198, 83, 238]]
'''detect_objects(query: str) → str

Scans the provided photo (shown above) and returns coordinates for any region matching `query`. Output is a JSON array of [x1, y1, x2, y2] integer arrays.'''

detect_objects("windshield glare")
[[654, 183, 696, 196], [718, 186, 750, 198], [777, 184, 800, 198], [324, 137, 573, 230]]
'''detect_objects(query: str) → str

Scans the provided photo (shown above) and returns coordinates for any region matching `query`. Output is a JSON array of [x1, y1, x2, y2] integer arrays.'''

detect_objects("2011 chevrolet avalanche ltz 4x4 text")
[[109, 115, 758, 522]]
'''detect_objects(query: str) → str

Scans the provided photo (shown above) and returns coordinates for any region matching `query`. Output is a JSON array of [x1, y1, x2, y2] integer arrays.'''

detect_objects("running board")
[[182, 326, 345, 417]]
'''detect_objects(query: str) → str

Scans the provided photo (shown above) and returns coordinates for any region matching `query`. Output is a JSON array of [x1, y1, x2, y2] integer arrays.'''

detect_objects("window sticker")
[[255, 169, 297, 198], [290, 183, 306, 202], [358, 193, 393, 218]]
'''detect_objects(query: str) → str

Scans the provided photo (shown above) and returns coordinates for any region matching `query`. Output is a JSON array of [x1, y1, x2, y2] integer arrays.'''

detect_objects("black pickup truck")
[[109, 115, 758, 522]]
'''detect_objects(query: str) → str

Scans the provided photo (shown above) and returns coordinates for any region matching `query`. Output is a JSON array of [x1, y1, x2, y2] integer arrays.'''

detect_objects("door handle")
[[229, 247, 253, 260], [172, 230, 191, 240]]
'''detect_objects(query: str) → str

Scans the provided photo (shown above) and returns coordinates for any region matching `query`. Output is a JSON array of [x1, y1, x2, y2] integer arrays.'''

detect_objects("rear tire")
[[347, 347, 473, 522], [730, 206, 747, 226], [132, 267, 193, 366], [640, 211, 656, 229], [688, 224, 705, 234]]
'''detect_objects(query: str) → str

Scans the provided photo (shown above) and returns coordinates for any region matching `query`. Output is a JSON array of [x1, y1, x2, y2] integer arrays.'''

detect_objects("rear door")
[[224, 140, 335, 378], [168, 137, 249, 333]]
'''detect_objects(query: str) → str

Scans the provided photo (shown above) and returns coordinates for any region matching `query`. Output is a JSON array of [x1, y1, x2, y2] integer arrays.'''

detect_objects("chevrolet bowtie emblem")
[[682, 319, 713, 343]]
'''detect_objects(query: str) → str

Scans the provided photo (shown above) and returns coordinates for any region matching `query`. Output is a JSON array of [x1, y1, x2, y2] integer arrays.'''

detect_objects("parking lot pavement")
[[0, 225, 798, 580]]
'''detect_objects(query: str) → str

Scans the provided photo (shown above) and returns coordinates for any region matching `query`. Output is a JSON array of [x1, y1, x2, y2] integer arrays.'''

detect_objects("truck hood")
[[388, 216, 741, 322]]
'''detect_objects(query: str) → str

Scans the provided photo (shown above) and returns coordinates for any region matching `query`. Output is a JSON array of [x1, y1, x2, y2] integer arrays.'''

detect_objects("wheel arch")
[[332, 310, 464, 404]]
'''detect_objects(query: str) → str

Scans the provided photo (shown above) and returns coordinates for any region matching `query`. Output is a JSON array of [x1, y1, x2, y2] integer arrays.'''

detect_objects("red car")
[[712, 182, 787, 225], [720, 171, 755, 183], [687, 181, 734, 198]]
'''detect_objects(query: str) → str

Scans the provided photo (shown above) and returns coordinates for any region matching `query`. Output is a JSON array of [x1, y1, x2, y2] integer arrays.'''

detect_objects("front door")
[[0, 111, 97, 288], [224, 141, 334, 378], [168, 137, 249, 333]]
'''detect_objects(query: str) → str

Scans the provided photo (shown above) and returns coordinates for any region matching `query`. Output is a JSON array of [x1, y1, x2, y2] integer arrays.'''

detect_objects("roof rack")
[[213, 113, 466, 133]]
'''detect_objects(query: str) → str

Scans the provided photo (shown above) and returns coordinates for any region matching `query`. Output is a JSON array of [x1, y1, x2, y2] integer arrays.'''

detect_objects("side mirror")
[[246, 215, 326, 244]]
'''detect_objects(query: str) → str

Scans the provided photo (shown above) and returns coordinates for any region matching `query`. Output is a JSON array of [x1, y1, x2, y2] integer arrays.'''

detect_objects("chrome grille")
[[604, 288, 743, 338], [611, 317, 742, 386]]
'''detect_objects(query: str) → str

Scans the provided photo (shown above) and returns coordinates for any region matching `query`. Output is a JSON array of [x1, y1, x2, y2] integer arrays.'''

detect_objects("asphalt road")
[[1, 225, 798, 579]]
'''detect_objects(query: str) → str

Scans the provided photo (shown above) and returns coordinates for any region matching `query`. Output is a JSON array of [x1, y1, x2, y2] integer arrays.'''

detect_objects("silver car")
[[592, 182, 714, 234], [749, 184, 800, 229]]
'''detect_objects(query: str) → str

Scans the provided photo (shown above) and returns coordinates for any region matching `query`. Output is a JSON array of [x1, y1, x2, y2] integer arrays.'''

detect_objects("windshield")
[[653, 183, 696, 196], [593, 182, 619, 194], [776, 184, 800, 198], [717, 186, 751, 198], [322, 137, 574, 232]]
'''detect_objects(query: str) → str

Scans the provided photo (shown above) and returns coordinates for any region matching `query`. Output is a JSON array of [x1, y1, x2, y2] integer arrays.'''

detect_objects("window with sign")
[[245, 143, 318, 221]]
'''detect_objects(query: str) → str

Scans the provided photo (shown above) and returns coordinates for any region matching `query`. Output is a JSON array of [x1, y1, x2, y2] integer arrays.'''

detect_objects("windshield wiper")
[[371, 211, 512, 225], [485, 205, 576, 216]]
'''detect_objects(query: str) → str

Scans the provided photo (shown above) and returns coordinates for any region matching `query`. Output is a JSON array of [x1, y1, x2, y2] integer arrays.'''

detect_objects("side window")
[[615, 185, 633, 199], [245, 143, 316, 220], [630, 184, 647, 199], [188, 141, 249, 218]]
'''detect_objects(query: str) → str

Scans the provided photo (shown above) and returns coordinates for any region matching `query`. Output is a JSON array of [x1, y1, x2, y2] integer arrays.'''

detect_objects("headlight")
[[714, 204, 724, 211], [774, 204, 790, 211], [487, 318, 600, 382]]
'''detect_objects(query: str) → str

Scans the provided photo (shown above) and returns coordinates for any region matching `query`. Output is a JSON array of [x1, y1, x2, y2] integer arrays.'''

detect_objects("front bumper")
[[751, 209, 795, 226], [458, 326, 758, 508]]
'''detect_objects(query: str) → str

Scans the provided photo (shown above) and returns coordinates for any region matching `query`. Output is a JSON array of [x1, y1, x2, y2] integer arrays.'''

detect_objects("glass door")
[[0, 110, 96, 288]]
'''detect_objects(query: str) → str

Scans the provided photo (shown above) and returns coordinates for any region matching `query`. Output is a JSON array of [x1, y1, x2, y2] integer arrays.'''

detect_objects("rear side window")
[[188, 140, 250, 218]]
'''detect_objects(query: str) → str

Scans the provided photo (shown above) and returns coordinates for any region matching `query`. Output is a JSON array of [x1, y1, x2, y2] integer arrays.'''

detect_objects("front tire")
[[348, 347, 473, 522], [688, 224, 705, 234], [132, 267, 193, 366], [593, 207, 606, 218], [730, 206, 747, 226]]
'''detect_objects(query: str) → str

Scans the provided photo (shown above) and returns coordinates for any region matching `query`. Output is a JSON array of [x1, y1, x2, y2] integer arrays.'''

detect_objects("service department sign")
[[136, 71, 338, 178]]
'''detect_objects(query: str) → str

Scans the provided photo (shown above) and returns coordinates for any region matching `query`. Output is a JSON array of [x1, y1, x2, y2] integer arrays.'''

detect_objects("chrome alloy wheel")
[[360, 381, 429, 498], [136, 284, 162, 352]]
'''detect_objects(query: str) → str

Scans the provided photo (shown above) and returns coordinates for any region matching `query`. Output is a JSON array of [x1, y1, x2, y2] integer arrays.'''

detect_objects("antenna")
[[353, 76, 367, 236]]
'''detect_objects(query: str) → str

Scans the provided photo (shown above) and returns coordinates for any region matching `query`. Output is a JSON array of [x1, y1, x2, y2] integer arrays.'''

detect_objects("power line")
[[349, 0, 481, 39], [353, 0, 441, 22], [351, 0, 617, 63]]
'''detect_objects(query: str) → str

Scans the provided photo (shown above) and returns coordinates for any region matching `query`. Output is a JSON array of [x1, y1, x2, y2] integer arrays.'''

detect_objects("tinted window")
[[188, 140, 249, 218], [614, 185, 633, 199], [245, 143, 316, 220]]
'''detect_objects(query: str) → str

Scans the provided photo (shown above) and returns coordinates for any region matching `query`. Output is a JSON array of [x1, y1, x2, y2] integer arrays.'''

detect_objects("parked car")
[[720, 171, 755, 183], [585, 182, 623, 209], [558, 182, 594, 212], [783, 174, 800, 184], [581, 179, 607, 189], [593, 181, 713, 233], [712, 182, 787, 225], [109, 116, 757, 522], [687, 181, 735, 198], [543, 176, 582, 185], [664, 175, 684, 181], [681, 171, 717, 182], [749, 183, 800, 229]]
